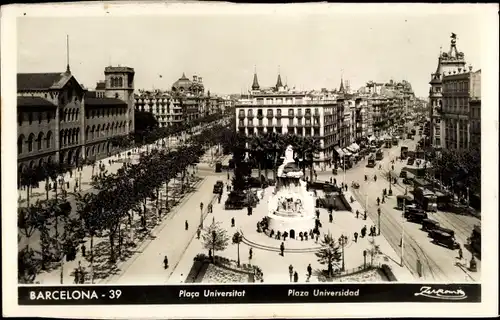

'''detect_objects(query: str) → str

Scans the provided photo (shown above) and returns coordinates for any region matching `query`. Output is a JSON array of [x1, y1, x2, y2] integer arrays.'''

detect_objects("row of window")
[[18, 132, 53, 154], [443, 80, 469, 93], [18, 121, 131, 155], [239, 127, 321, 137], [86, 107, 128, 119], [238, 108, 321, 118]]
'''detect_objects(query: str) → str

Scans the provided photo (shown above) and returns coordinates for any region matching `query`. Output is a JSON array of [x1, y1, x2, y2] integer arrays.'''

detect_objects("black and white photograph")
[[2, 2, 498, 318]]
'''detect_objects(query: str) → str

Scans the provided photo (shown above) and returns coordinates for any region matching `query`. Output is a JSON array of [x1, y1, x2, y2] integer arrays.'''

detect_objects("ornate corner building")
[[17, 65, 135, 173]]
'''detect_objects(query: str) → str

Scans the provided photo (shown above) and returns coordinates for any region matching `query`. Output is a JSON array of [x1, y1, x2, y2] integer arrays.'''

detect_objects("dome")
[[172, 73, 193, 92]]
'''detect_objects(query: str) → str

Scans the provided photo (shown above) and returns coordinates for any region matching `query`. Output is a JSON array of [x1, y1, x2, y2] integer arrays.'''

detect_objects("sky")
[[16, 5, 488, 98]]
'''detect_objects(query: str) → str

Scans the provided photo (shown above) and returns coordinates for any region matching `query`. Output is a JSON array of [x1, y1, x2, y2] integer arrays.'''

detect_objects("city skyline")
[[17, 7, 485, 97]]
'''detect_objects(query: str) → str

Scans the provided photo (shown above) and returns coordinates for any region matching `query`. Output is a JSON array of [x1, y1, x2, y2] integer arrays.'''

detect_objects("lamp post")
[[377, 209, 381, 236], [78, 171, 82, 192], [339, 234, 347, 271], [400, 198, 405, 267], [200, 202, 204, 228], [343, 154, 346, 186]]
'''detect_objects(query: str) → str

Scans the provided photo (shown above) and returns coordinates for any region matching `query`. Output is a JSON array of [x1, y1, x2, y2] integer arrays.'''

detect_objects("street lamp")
[[78, 171, 82, 192], [400, 198, 406, 267], [377, 208, 381, 236], [200, 202, 204, 228], [339, 234, 347, 271]]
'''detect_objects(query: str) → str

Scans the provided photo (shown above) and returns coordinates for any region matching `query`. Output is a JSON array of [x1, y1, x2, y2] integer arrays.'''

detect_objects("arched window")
[[85, 126, 90, 142], [18, 135, 25, 155], [75, 128, 80, 144], [28, 112, 33, 125], [118, 77, 123, 87], [37, 132, 44, 150], [27, 133, 35, 152], [46, 131, 52, 148], [96, 125, 101, 138], [91, 125, 96, 140]]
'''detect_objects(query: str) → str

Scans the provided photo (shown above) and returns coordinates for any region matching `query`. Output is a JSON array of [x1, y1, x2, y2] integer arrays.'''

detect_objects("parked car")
[[421, 218, 440, 232], [213, 181, 224, 194], [429, 229, 459, 250]]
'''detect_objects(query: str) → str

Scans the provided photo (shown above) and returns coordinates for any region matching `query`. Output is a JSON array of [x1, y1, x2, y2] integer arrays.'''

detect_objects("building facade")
[[429, 34, 467, 148], [134, 73, 223, 126], [17, 65, 135, 173], [441, 68, 481, 151], [236, 72, 349, 168]]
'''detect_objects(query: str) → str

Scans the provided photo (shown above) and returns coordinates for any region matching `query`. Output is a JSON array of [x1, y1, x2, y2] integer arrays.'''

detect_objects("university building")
[[17, 64, 135, 173]]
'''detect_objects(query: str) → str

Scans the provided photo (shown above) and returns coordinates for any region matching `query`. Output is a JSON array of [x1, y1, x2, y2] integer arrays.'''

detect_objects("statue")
[[284, 145, 295, 164]]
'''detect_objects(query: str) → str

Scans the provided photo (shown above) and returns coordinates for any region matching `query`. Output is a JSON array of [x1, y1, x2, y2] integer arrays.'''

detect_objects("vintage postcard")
[[1, 2, 498, 319]]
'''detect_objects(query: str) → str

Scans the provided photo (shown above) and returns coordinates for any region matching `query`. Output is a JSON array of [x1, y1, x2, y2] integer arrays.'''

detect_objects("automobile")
[[404, 208, 428, 223], [213, 180, 224, 194], [407, 158, 415, 166], [421, 218, 440, 232], [429, 229, 460, 250], [396, 195, 413, 209], [403, 177, 414, 185], [215, 161, 222, 172]]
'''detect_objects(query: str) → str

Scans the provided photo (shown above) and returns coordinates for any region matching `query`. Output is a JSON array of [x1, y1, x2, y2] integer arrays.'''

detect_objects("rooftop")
[[17, 72, 72, 91], [17, 96, 56, 107], [85, 97, 127, 106]]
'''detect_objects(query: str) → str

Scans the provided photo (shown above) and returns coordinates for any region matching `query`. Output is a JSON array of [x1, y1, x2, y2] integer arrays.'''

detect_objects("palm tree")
[[19, 166, 39, 207], [232, 231, 243, 267], [248, 135, 265, 183]]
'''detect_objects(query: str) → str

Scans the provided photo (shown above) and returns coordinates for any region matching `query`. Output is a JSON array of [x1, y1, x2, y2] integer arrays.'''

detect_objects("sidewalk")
[[111, 175, 220, 284], [32, 174, 200, 285]]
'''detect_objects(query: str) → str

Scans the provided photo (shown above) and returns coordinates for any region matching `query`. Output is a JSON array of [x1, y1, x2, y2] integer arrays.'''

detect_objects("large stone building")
[[236, 71, 350, 168], [17, 65, 135, 173], [441, 68, 481, 150], [429, 34, 467, 148], [134, 73, 224, 126]]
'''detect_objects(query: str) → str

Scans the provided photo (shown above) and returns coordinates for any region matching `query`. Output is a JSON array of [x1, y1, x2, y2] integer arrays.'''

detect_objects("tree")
[[202, 221, 229, 263], [18, 247, 38, 283], [19, 166, 39, 207], [75, 192, 102, 283], [315, 233, 342, 278], [232, 231, 243, 267], [18, 201, 44, 251]]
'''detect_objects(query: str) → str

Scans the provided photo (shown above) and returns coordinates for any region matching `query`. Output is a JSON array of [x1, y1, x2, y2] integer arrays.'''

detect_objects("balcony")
[[304, 122, 313, 128], [304, 113, 312, 118], [266, 113, 274, 119], [247, 114, 254, 119], [238, 113, 245, 119], [287, 113, 295, 118], [276, 113, 282, 119], [247, 122, 254, 128], [257, 122, 265, 128], [287, 124, 295, 130], [296, 113, 303, 119], [296, 123, 304, 128], [313, 122, 320, 128], [257, 114, 264, 119]]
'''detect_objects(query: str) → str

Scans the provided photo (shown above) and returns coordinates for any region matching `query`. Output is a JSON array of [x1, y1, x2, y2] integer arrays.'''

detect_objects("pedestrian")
[[315, 233, 319, 243], [249, 248, 253, 260], [200, 202, 204, 212], [197, 228, 201, 239], [164, 255, 169, 269], [227, 172, 230, 181], [329, 177, 333, 183], [373, 225, 377, 236], [377, 197, 380, 206], [289, 264, 294, 282], [364, 211, 367, 220], [345, 184, 348, 192], [329, 212, 333, 223], [208, 203, 213, 213], [293, 271, 299, 283], [280, 242, 285, 256], [316, 210, 320, 219], [305, 233, 308, 241], [356, 210, 359, 219], [354, 232, 358, 243], [334, 178, 337, 185], [307, 264, 312, 278], [218, 194, 222, 204], [185, 220, 189, 231], [81, 244, 86, 257], [361, 225, 367, 238], [458, 247, 463, 260], [231, 217, 235, 227]]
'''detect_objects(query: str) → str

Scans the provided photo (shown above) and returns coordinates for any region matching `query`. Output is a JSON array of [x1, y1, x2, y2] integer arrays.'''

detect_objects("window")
[[46, 131, 52, 148], [28, 112, 33, 125], [17, 112, 22, 126], [27, 134, 34, 152], [37, 132, 44, 150], [17, 135, 24, 155]]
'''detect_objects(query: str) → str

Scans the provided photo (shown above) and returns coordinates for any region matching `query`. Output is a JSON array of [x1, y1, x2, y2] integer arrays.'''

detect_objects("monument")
[[266, 145, 316, 239]]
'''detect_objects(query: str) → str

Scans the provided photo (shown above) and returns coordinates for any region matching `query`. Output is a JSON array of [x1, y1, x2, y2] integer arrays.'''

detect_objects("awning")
[[367, 136, 376, 142], [346, 146, 355, 153], [334, 146, 345, 157], [351, 142, 360, 151], [342, 148, 352, 156]]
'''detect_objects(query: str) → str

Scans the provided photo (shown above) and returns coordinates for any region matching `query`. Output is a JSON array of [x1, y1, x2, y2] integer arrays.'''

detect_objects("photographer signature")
[[414, 286, 467, 300]]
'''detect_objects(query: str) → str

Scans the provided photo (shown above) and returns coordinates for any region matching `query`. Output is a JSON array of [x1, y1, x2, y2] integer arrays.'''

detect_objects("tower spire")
[[339, 69, 345, 93], [66, 35, 71, 74], [251, 65, 260, 91], [276, 65, 283, 89]]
